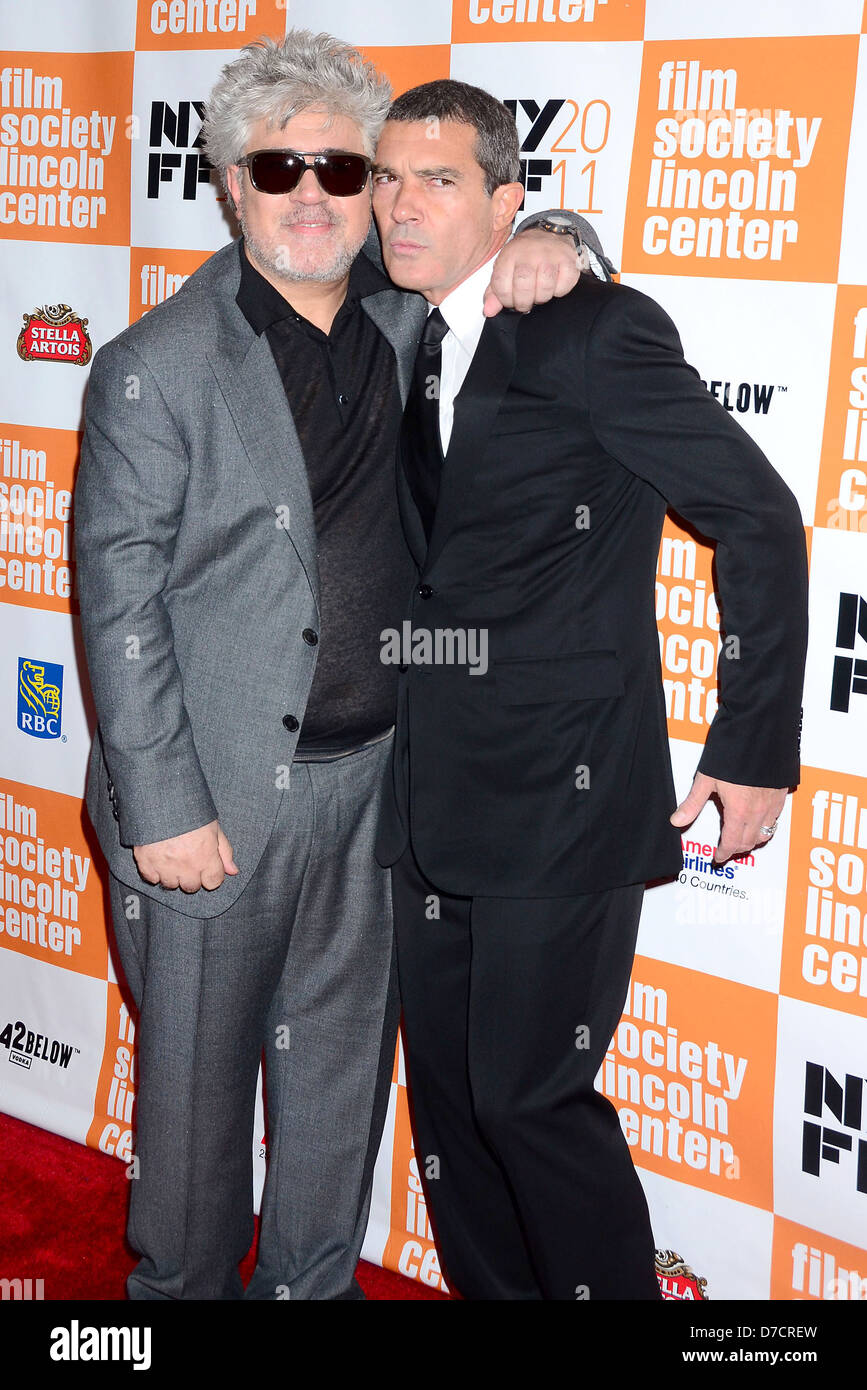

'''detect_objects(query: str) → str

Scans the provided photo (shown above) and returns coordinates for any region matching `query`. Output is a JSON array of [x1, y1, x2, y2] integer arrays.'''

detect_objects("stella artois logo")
[[17, 304, 92, 366], [655, 1248, 709, 1300]]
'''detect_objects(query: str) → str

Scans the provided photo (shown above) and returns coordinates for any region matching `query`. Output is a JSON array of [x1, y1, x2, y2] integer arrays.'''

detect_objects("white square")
[[838, 37, 867, 286], [450, 41, 644, 272], [3, 609, 92, 799], [801, 527, 867, 778], [640, 1166, 774, 1298], [773, 994, 867, 1247], [638, 739, 791, 995], [3, 241, 131, 431], [277, 0, 453, 47], [622, 272, 836, 529], [1, 1, 137, 51], [0, 952, 107, 1145], [644, 0, 863, 40], [131, 48, 242, 251]]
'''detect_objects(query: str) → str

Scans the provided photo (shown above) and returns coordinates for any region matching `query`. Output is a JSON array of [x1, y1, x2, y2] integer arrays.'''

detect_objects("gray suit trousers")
[[107, 736, 398, 1299]]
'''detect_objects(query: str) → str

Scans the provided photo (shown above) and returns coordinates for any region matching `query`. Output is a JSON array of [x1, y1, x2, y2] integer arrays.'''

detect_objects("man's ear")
[[492, 181, 527, 231], [225, 163, 242, 211]]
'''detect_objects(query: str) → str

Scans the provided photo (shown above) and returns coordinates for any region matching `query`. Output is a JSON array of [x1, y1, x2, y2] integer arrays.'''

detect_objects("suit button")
[[283, 714, 299, 732], [302, 628, 318, 646], [417, 584, 433, 599], [398, 663, 408, 673]]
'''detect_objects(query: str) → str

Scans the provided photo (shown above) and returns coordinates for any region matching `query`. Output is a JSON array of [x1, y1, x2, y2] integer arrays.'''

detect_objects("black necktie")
[[401, 307, 450, 543]]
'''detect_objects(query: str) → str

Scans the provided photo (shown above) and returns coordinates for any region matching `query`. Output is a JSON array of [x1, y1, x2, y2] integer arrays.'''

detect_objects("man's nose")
[[391, 185, 422, 223], [291, 164, 327, 202]]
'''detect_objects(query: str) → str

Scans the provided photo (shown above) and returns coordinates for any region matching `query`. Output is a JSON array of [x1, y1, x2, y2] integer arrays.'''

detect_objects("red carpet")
[[0, 1111, 446, 1300]]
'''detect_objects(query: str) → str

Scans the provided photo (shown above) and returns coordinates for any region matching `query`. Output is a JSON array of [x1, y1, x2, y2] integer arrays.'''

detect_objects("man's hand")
[[133, 820, 239, 892], [484, 229, 581, 316], [670, 772, 789, 864]]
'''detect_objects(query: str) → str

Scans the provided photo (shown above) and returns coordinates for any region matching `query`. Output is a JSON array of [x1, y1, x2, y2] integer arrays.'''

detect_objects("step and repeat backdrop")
[[1, 0, 866, 1301]]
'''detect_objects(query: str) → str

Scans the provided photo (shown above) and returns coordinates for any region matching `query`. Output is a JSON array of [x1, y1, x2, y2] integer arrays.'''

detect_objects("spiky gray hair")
[[202, 30, 392, 210]]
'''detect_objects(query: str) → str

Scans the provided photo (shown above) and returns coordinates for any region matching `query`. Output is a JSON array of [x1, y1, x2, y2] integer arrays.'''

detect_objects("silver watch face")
[[545, 213, 572, 228]]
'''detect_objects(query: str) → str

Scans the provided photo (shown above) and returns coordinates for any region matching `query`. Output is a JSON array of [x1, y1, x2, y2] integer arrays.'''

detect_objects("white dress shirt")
[[430, 253, 498, 454]]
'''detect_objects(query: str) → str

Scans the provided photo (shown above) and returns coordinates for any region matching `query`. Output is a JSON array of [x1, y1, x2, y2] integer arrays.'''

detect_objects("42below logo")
[[0, 1019, 76, 1071]]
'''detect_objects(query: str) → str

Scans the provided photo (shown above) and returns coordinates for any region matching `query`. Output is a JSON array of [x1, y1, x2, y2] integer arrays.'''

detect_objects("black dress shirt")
[[236, 238, 414, 756]]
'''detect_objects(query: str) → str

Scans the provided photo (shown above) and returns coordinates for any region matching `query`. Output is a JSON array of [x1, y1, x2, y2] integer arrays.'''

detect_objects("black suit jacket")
[[376, 278, 808, 898]]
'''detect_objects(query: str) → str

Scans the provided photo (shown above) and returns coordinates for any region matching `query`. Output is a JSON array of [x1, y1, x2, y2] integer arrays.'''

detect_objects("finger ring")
[[760, 823, 777, 838]]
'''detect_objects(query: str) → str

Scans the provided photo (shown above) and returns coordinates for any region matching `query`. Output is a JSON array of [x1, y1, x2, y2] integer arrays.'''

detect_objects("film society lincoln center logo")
[[622, 36, 857, 281], [18, 658, 62, 740]]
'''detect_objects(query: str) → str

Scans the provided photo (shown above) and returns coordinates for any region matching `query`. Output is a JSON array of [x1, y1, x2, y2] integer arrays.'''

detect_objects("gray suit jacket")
[[74, 236, 426, 919]]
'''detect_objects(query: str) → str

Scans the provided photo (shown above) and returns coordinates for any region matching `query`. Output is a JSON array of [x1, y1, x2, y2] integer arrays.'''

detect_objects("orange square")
[[655, 513, 720, 745], [814, 285, 867, 537], [0, 53, 133, 246], [381, 1067, 451, 1295], [0, 779, 110, 981], [128, 246, 214, 323], [0, 424, 79, 616], [451, 0, 645, 44], [781, 766, 867, 1020], [622, 37, 858, 282], [135, 0, 285, 51], [772, 1215, 867, 1299], [85, 981, 137, 1163], [601, 955, 777, 1209], [359, 46, 451, 100]]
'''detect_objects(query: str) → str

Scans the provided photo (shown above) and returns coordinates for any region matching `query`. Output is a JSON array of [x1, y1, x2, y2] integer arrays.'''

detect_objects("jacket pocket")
[[493, 650, 624, 705]]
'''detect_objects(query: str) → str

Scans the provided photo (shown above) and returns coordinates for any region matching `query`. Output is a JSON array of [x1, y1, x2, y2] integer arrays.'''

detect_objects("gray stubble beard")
[[238, 189, 370, 286]]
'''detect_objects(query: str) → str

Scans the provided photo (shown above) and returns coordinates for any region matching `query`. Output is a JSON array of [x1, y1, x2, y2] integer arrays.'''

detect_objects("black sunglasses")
[[237, 149, 373, 197]]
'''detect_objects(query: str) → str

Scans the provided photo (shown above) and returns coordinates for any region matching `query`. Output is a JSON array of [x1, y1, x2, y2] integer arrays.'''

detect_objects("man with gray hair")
[[74, 31, 581, 1300]]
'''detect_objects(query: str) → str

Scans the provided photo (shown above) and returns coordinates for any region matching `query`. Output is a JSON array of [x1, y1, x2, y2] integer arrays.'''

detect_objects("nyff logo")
[[17, 658, 63, 739], [503, 97, 610, 212], [147, 99, 211, 200], [803, 1060, 867, 1194], [831, 592, 867, 713]]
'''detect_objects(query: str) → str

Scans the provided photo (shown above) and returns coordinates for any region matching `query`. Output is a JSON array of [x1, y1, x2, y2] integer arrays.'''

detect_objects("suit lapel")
[[207, 310, 321, 615], [361, 287, 426, 406], [424, 310, 520, 573], [395, 433, 428, 568], [363, 286, 429, 566]]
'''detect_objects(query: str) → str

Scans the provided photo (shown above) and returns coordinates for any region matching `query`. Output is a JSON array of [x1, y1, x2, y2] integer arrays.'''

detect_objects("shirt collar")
[[433, 252, 499, 358], [235, 236, 392, 336]]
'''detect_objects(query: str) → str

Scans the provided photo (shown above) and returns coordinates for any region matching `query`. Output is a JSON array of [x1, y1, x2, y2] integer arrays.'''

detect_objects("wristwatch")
[[519, 212, 589, 269]]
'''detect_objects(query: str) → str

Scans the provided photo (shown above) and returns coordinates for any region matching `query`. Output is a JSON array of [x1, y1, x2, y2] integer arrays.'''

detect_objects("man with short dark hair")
[[372, 79, 808, 1300]]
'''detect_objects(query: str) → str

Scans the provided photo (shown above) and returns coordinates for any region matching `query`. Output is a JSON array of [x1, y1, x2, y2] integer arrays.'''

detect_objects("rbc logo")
[[17, 658, 63, 740]]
